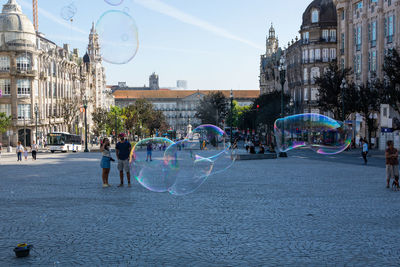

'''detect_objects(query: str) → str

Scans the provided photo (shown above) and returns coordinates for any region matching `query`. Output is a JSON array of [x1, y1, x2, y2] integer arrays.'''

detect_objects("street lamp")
[[278, 56, 288, 158], [230, 89, 233, 146], [34, 103, 39, 143], [83, 97, 89, 152], [340, 78, 347, 122]]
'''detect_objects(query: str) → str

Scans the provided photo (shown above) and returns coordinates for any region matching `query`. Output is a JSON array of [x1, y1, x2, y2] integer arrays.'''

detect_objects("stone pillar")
[[377, 4, 385, 78], [361, 12, 369, 84]]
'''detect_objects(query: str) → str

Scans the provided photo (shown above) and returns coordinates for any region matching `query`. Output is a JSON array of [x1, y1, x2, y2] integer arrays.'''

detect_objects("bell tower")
[[88, 22, 101, 62], [266, 23, 279, 56]]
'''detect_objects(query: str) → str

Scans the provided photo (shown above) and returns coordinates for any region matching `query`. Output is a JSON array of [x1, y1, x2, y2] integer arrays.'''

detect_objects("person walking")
[[146, 142, 153, 162], [31, 141, 38, 160], [116, 133, 132, 187], [100, 138, 114, 188], [362, 139, 369, 165], [385, 140, 399, 189], [16, 141, 23, 161]]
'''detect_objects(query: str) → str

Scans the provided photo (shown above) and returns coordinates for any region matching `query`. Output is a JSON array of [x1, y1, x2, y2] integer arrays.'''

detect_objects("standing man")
[[362, 139, 368, 165], [31, 141, 38, 160], [146, 142, 153, 161], [385, 140, 399, 189], [116, 133, 132, 187]]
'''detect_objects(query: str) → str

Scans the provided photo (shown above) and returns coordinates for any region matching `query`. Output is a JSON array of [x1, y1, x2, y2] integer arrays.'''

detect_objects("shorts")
[[100, 156, 111, 169], [118, 159, 130, 173], [147, 151, 152, 156], [386, 165, 399, 180]]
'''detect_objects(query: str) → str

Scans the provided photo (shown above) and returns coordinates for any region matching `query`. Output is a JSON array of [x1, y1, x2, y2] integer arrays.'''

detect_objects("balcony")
[[12, 68, 37, 77]]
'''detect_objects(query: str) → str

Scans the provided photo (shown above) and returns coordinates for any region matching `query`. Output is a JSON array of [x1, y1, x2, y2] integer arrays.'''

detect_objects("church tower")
[[266, 23, 279, 56], [149, 72, 159, 90], [87, 22, 101, 62]]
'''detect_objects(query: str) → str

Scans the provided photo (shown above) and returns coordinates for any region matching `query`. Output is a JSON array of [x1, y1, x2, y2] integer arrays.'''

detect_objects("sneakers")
[[386, 184, 390, 189], [102, 184, 108, 188]]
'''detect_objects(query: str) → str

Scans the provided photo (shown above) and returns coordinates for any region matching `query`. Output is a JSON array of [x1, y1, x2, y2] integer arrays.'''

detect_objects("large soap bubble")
[[274, 113, 352, 155], [164, 139, 214, 196], [96, 10, 139, 64], [129, 138, 175, 193], [60, 3, 77, 21], [104, 0, 124, 6]]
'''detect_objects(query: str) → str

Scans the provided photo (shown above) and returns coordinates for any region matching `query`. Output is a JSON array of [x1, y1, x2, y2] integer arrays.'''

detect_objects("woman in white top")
[[100, 138, 114, 187], [16, 141, 24, 161], [31, 141, 38, 160]]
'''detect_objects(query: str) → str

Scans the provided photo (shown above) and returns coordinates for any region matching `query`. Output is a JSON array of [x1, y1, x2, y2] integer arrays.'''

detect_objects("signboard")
[[381, 127, 393, 133]]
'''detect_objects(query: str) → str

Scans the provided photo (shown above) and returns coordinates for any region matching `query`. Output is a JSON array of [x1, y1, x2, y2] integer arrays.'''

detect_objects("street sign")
[[381, 127, 393, 133]]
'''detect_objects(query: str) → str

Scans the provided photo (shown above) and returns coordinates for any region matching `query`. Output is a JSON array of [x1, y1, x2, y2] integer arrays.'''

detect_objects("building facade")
[[259, 24, 283, 95], [113, 90, 258, 135], [334, 0, 400, 149], [0, 0, 108, 147], [286, 0, 338, 114]]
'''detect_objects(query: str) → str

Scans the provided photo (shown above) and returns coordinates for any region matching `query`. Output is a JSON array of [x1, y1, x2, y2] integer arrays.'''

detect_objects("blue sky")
[[15, 0, 312, 90]]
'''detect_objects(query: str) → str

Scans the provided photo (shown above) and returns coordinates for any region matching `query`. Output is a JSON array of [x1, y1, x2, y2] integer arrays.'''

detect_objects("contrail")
[[19, 0, 87, 35], [133, 0, 263, 50]]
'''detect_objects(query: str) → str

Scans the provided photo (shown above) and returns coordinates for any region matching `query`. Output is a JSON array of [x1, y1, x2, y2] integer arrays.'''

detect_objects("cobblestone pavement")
[[0, 151, 399, 266]]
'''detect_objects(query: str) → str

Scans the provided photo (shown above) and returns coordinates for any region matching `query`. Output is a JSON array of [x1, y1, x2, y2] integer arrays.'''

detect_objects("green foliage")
[[195, 91, 228, 126], [383, 48, 400, 114], [0, 112, 11, 134], [314, 61, 354, 120], [91, 108, 110, 136]]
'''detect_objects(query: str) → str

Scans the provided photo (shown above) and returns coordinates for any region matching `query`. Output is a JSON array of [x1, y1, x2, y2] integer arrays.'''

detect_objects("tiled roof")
[[113, 90, 259, 100]]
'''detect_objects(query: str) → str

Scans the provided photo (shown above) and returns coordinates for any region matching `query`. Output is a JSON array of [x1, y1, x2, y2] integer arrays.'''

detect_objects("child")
[[23, 147, 28, 160]]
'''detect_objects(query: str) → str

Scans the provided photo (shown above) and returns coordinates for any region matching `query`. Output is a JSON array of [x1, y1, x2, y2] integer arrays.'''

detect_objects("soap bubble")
[[185, 125, 236, 175], [164, 139, 214, 195], [104, 0, 124, 6], [60, 3, 77, 21], [96, 10, 139, 64], [274, 113, 352, 155], [130, 138, 175, 193]]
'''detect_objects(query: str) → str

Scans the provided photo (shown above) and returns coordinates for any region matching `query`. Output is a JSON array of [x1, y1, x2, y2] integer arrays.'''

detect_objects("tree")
[[92, 107, 109, 136], [314, 61, 354, 120], [383, 48, 400, 114], [354, 81, 383, 144], [60, 97, 81, 133], [195, 91, 228, 126], [0, 112, 11, 134]]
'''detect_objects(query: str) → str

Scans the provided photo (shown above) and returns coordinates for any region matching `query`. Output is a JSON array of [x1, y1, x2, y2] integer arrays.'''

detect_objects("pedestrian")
[[385, 140, 399, 189], [31, 141, 38, 160], [362, 139, 368, 165], [146, 142, 153, 161], [16, 141, 23, 161], [23, 147, 28, 161], [100, 138, 114, 188], [115, 133, 132, 187]]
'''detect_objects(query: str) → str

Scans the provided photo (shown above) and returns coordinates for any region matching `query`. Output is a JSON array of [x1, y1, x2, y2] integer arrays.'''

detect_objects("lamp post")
[[340, 78, 347, 122], [83, 97, 89, 152], [34, 103, 38, 143], [230, 89, 233, 146], [278, 56, 287, 157]]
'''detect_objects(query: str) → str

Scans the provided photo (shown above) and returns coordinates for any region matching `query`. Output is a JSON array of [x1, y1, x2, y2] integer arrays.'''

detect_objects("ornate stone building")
[[0, 0, 109, 147], [286, 0, 338, 114], [259, 24, 283, 95], [334, 0, 400, 149]]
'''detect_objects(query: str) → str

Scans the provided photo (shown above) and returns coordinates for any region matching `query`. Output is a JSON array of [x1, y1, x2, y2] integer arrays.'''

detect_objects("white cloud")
[[18, 0, 87, 35], [133, 0, 263, 50]]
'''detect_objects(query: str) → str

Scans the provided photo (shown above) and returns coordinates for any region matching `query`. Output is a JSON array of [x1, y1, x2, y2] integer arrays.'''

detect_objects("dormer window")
[[312, 9, 319, 23]]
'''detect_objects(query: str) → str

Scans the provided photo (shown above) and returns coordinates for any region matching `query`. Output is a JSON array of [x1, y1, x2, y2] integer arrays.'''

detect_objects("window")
[[355, 1, 363, 10], [0, 56, 10, 72], [341, 10, 345, 20], [0, 104, 11, 117], [309, 49, 314, 62], [311, 67, 320, 84], [303, 49, 308, 63], [18, 104, 31, 119], [356, 54, 362, 76], [322, 48, 329, 62], [330, 30, 336, 41], [383, 107, 388, 117], [341, 33, 345, 53], [53, 82, 56, 97], [356, 26, 362, 50], [311, 88, 319, 101], [315, 49, 321, 60], [322, 30, 329, 41], [17, 79, 30, 95], [387, 15, 395, 43], [303, 32, 309, 43], [0, 79, 11, 95], [371, 50, 377, 72], [16, 55, 31, 71], [303, 68, 308, 83], [304, 88, 309, 101], [312, 9, 319, 23], [330, 48, 336, 60]]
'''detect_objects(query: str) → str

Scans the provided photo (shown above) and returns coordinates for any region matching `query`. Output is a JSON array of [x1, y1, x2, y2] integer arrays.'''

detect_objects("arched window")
[[16, 55, 31, 71], [311, 9, 319, 23]]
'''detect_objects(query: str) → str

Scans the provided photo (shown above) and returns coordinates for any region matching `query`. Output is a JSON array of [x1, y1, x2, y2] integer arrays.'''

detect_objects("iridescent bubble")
[[105, 0, 124, 6], [96, 10, 139, 65], [60, 3, 77, 21], [164, 139, 214, 195], [274, 113, 352, 155], [129, 138, 175, 193]]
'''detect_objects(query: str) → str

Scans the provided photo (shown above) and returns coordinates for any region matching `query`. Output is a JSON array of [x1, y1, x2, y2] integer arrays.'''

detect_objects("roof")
[[0, 0, 35, 35], [301, 0, 336, 29], [113, 90, 259, 100]]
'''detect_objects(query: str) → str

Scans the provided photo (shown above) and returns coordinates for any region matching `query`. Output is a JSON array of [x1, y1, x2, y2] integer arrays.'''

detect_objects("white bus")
[[47, 132, 82, 153]]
